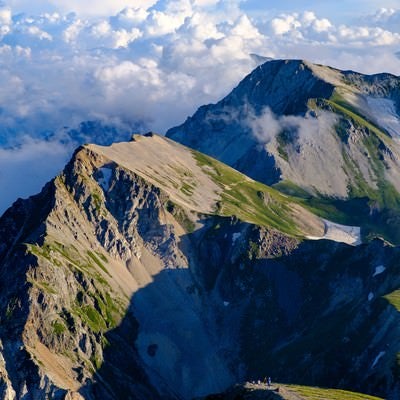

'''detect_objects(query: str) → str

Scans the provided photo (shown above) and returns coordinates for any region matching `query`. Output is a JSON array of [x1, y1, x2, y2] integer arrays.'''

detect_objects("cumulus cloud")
[[268, 10, 400, 48], [271, 14, 301, 36], [360, 8, 400, 33], [0, 1, 400, 214]]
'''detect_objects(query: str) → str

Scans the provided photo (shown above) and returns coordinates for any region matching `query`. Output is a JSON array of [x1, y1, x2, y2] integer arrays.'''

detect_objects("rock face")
[[167, 59, 400, 243], [0, 134, 400, 400]]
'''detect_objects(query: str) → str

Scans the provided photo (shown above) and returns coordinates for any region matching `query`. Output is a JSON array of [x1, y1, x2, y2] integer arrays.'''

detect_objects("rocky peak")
[[166, 60, 400, 244]]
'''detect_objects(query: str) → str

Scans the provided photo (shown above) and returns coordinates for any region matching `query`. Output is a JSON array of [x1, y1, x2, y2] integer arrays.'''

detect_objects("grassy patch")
[[92, 191, 102, 212], [90, 353, 103, 370], [5, 297, 18, 319], [27, 244, 62, 267], [329, 91, 391, 141], [193, 151, 300, 237], [285, 384, 383, 400], [27, 239, 127, 335], [36, 241, 112, 287], [95, 252, 108, 263], [275, 180, 400, 244], [27, 278, 57, 295], [72, 304, 107, 333], [87, 250, 110, 276], [180, 181, 196, 196], [52, 319, 67, 336], [384, 290, 400, 311], [71, 287, 126, 334]]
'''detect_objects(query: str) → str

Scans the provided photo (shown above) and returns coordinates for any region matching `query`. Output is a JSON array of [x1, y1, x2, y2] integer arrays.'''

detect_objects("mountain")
[[166, 59, 400, 244], [1, 134, 400, 399]]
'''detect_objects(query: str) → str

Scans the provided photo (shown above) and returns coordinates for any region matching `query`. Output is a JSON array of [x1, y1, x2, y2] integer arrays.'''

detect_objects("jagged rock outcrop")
[[0, 132, 400, 399]]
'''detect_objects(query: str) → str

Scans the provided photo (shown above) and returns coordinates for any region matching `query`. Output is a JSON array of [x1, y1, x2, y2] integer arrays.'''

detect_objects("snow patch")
[[306, 219, 361, 246], [98, 167, 112, 191], [371, 351, 385, 369], [368, 292, 374, 301], [367, 97, 400, 137], [232, 232, 241, 244], [373, 265, 386, 277]]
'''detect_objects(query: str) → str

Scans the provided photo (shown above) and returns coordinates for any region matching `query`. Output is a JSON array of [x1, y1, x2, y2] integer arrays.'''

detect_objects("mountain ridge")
[[1, 134, 400, 399], [166, 58, 400, 244]]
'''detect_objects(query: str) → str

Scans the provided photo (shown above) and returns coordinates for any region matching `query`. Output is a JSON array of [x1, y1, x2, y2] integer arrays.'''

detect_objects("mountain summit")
[[167, 59, 400, 243]]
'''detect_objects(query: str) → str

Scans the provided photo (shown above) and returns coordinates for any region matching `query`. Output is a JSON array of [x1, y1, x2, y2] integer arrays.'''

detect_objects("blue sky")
[[0, 0, 400, 214], [244, 0, 399, 21], [4, 0, 400, 21]]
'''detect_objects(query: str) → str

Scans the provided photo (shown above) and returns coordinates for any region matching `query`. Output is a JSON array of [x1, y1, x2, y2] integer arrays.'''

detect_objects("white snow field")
[[306, 219, 361, 246]]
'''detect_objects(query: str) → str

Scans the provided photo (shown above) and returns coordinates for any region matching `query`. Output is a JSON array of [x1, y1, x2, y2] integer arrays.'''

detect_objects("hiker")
[[267, 377, 271, 387]]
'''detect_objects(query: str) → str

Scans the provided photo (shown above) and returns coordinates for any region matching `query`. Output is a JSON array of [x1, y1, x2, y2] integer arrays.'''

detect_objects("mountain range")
[[1, 59, 400, 400]]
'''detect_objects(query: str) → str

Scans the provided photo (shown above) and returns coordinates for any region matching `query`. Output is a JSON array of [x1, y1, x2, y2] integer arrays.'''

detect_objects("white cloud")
[[91, 20, 111, 37], [62, 18, 84, 43], [112, 7, 150, 26], [271, 14, 301, 35], [247, 106, 337, 146], [312, 18, 332, 33], [0, 6, 11, 25], [26, 25, 53, 40], [231, 15, 261, 40], [193, 0, 218, 6], [362, 8, 400, 33], [90, 19, 142, 48]]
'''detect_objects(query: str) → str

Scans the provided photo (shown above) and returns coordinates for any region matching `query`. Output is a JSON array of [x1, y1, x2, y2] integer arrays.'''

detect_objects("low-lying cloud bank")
[[247, 107, 337, 145]]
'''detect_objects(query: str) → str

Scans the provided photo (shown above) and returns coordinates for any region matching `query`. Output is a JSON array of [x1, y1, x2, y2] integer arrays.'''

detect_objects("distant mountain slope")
[[166, 59, 400, 243], [1, 135, 400, 399]]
